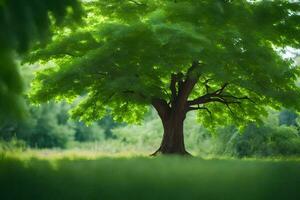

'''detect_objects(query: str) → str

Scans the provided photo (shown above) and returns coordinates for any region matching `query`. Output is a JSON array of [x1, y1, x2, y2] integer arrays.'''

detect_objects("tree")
[[27, 0, 300, 155], [0, 101, 75, 148], [0, 0, 82, 122], [279, 109, 298, 126]]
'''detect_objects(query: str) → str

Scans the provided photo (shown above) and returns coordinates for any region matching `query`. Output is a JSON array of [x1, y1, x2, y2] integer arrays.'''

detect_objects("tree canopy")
[[27, 0, 300, 131], [0, 0, 82, 122]]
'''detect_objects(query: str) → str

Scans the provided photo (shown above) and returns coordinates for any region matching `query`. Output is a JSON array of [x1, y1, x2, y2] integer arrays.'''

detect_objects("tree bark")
[[159, 114, 189, 155], [151, 102, 190, 156]]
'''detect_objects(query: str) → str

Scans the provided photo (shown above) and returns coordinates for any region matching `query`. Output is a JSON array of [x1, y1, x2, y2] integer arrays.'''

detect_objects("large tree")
[[27, 0, 300, 155]]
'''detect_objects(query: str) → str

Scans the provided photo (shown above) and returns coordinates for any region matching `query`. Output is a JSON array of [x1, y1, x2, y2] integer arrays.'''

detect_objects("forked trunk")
[[151, 62, 200, 156]]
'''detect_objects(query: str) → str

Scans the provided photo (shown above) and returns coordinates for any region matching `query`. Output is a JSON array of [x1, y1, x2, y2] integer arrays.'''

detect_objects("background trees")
[[2, 101, 300, 157], [0, 100, 121, 149]]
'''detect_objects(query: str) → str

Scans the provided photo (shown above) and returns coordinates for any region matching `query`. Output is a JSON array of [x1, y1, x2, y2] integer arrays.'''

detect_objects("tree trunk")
[[152, 109, 190, 156], [151, 63, 200, 156]]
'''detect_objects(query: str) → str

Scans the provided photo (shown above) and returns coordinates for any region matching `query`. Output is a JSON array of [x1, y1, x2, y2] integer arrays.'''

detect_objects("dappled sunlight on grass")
[[2, 149, 300, 162], [1, 149, 148, 161]]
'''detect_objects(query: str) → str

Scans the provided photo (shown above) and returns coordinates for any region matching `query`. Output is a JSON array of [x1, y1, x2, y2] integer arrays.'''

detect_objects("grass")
[[0, 151, 300, 200]]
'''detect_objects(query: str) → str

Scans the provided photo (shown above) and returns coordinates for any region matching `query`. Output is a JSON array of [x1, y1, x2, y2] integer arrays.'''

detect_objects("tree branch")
[[172, 61, 201, 111], [170, 73, 177, 104], [188, 82, 256, 112], [216, 83, 229, 95], [178, 62, 200, 100], [224, 103, 235, 116], [151, 98, 170, 120], [187, 105, 212, 118], [203, 78, 212, 93], [187, 83, 229, 105], [221, 95, 256, 104]]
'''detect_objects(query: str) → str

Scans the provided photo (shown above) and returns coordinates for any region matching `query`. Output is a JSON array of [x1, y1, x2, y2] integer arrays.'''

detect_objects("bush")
[[0, 101, 119, 148], [0, 138, 27, 151], [216, 123, 300, 157], [73, 122, 105, 142], [0, 102, 75, 148]]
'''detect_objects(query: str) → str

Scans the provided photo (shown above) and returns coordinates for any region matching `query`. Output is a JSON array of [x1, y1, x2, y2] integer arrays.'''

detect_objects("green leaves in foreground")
[[0, 51, 24, 122], [27, 0, 300, 128], [0, 0, 82, 122]]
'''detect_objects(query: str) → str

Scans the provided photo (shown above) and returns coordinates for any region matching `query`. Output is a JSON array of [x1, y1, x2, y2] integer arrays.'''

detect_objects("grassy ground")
[[0, 151, 300, 200]]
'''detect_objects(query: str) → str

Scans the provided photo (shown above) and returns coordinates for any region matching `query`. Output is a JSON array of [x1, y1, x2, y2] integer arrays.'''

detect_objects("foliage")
[[235, 124, 300, 157], [72, 122, 105, 142], [214, 110, 300, 157], [73, 115, 122, 142], [27, 0, 300, 131], [0, 99, 120, 148], [0, 102, 75, 148], [112, 111, 162, 147], [0, 137, 27, 152], [0, 0, 82, 122], [279, 109, 298, 126]]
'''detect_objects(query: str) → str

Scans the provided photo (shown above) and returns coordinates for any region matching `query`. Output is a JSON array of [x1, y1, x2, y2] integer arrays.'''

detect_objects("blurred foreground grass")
[[0, 151, 300, 200]]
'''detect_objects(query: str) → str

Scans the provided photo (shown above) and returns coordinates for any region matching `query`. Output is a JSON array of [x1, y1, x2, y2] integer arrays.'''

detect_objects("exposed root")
[[150, 148, 193, 157], [150, 148, 161, 156], [183, 150, 192, 157]]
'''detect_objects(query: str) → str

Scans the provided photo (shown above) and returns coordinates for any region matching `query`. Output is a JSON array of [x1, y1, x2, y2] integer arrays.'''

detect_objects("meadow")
[[1, 151, 300, 200], [1, 1, 300, 200]]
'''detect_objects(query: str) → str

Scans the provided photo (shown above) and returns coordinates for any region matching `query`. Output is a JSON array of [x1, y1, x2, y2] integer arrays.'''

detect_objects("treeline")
[[1, 100, 300, 157], [210, 110, 300, 157], [0, 102, 119, 149]]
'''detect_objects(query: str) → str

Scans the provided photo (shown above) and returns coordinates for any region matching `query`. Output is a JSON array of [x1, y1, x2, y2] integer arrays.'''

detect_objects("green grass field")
[[0, 151, 300, 200]]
